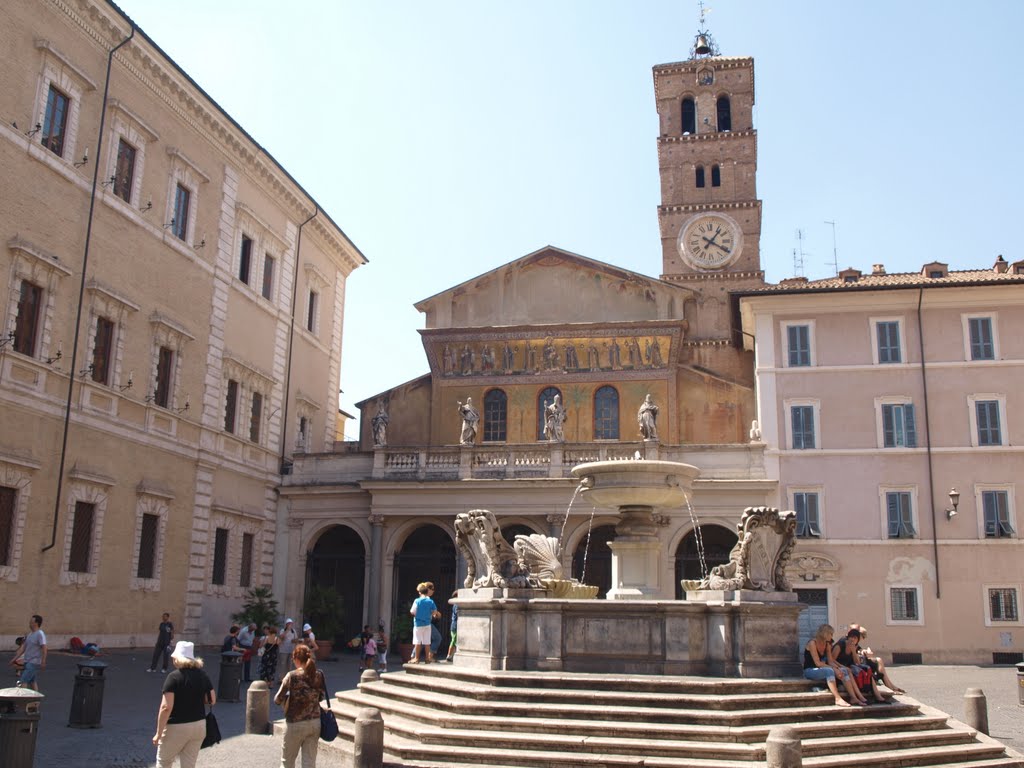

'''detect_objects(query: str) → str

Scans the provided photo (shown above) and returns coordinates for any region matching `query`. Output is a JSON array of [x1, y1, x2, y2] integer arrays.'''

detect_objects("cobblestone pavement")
[[6, 651, 1022, 767]]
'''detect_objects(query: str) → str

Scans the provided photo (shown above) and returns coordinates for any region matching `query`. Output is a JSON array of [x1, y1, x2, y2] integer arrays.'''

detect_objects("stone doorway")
[[392, 524, 457, 656], [306, 524, 366, 644]]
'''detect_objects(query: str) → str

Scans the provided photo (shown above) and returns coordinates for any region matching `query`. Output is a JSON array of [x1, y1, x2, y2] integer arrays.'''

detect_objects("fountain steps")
[[314, 667, 1022, 768]]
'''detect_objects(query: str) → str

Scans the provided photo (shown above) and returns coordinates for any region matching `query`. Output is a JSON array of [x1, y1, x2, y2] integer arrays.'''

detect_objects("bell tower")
[[653, 17, 763, 288]]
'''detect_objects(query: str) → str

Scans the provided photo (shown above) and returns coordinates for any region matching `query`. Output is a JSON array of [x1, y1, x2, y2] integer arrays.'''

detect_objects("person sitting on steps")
[[803, 624, 866, 706]]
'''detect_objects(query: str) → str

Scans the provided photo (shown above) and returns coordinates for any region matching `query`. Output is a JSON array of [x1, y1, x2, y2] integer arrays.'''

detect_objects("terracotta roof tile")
[[740, 268, 1024, 295]]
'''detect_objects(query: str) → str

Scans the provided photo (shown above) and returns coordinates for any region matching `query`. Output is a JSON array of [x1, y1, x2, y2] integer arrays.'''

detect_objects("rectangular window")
[[136, 512, 159, 580], [791, 405, 815, 449], [306, 290, 318, 333], [240, 532, 254, 588], [0, 486, 16, 567], [983, 490, 1014, 538], [989, 588, 1019, 622], [68, 501, 95, 573], [212, 527, 228, 586], [262, 254, 275, 300], [249, 391, 263, 443], [172, 184, 190, 241], [787, 325, 811, 367], [793, 492, 821, 538], [113, 138, 136, 202], [969, 317, 994, 361], [298, 416, 309, 451], [154, 346, 174, 408], [13, 281, 43, 357], [976, 401, 1002, 446], [41, 85, 70, 157], [91, 317, 114, 385], [882, 403, 917, 447], [224, 379, 239, 434], [876, 321, 901, 363], [890, 587, 919, 621], [886, 491, 915, 538], [239, 235, 253, 284]]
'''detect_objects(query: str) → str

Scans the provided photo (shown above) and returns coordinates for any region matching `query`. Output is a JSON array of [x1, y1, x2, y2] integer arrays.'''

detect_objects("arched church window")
[[681, 97, 696, 134], [483, 389, 507, 442], [711, 164, 721, 187], [695, 165, 705, 188], [537, 387, 562, 441], [716, 95, 731, 131], [593, 386, 619, 440]]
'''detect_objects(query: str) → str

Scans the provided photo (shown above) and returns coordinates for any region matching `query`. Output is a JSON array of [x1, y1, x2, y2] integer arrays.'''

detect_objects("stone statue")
[[371, 402, 389, 447], [682, 507, 797, 593], [457, 397, 479, 445], [543, 394, 567, 442], [637, 394, 658, 441]]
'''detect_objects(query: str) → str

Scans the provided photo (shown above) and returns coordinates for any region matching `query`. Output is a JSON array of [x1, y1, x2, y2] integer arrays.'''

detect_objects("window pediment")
[[8, 236, 73, 278], [34, 39, 98, 91], [107, 98, 159, 141]]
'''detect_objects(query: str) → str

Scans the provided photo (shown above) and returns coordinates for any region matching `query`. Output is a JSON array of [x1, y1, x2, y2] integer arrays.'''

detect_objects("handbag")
[[201, 709, 221, 749], [318, 670, 338, 742]]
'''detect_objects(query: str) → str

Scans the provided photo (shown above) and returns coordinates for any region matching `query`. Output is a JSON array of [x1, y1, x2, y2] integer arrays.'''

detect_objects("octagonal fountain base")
[[453, 587, 803, 678]]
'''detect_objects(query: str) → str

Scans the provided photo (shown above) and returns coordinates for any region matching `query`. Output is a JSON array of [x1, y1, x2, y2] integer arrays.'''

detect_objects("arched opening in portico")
[[571, 524, 616, 599], [673, 524, 738, 599], [306, 524, 366, 644], [391, 524, 457, 656]]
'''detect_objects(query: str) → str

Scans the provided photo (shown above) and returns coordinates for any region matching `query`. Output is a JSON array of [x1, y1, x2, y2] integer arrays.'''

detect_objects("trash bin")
[[0, 687, 45, 768], [1017, 662, 1024, 706], [69, 659, 108, 728], [218, 651, 243, 703]]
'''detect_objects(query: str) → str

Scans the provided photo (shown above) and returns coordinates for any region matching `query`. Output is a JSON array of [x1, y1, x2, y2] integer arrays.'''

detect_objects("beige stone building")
[[0, 0, 364, 646]]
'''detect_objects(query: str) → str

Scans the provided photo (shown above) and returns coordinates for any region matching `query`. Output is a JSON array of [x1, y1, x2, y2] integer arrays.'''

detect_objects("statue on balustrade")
[[457, 398, 479, 445], [543, 394, 567, 442], [371, 402, 389, 447], [637, 393, 658, 441]]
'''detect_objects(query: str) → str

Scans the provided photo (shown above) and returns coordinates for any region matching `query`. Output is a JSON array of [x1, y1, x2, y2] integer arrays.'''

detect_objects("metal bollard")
[[245, 680, 269, 735], [766, 725, 802, 768], [963, 687, 989, 735], [353, 707, 384, 768]]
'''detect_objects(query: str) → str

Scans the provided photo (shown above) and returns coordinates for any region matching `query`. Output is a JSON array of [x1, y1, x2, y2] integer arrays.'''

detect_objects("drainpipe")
[[43, 24, 136, 553], [279, 206, 318, 474], [917, 287, 941, 599]]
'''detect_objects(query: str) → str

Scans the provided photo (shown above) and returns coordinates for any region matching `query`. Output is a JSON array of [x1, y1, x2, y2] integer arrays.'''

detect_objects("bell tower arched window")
[[483, 389, 507, 442], [593, 386, 620, 440], [537, 387, 562, 441], [681, 97, 696, 134], [695, 165, 705, 188], [711, 164, 721, 187], [716, 96, 731, 131]]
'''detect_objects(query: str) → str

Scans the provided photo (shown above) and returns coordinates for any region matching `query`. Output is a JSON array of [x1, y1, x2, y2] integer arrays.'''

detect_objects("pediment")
[[415, 246, 692, 329]]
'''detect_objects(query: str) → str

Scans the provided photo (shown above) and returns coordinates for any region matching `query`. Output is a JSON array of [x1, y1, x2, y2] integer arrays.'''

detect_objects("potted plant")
[[231, 586, 281, 631], [302, 583, 344, 660], [392, 605, 414, 662]]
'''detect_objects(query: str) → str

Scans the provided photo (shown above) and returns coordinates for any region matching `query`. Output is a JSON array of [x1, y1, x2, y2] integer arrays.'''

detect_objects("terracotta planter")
[[314, 640, 334, 661], [397, 643, 414, 662]]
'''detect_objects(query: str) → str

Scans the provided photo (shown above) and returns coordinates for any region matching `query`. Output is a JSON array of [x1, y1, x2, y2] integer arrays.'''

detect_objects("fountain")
[[452, 457, 803, 678]]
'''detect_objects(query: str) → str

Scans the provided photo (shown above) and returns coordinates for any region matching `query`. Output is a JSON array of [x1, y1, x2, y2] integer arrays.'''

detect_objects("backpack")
[[69, 636, 84, 652]]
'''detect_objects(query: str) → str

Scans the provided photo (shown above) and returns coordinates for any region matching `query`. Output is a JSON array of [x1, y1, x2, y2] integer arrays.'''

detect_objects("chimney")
[[994, 255, 1008, 274], [872, 264, 886, 275]]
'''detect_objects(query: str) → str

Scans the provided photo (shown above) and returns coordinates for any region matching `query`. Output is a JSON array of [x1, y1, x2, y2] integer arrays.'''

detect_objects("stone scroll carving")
[[683, 507, 797, 593], [454, 509, 598, 597]]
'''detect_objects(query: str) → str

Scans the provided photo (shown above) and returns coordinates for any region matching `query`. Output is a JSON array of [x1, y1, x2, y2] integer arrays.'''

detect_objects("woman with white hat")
[[153, 640, 215, 768], [280, 618, 298, 663]]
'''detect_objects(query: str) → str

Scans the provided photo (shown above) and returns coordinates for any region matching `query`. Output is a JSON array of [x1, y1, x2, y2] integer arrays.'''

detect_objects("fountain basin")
[[570, 460, 700, 509]]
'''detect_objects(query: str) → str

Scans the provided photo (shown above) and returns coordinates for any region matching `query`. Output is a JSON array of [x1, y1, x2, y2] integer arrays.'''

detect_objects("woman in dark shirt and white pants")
[[153, 641, 215, 768]]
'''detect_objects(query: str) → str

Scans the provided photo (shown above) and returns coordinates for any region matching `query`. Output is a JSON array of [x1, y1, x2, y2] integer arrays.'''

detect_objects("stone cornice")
[[658, 129, 756, 144], [658, 200, 761, 215], [662, 270, 765, 283]]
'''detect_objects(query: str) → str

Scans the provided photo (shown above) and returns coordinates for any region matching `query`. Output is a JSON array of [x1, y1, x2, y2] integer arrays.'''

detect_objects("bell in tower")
[[694, 34, 712, 56], [689, 2, 720, 59]]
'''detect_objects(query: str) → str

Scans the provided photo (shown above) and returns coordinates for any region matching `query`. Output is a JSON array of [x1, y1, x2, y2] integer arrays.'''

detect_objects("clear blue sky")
[[112, 1, 1024, 439]]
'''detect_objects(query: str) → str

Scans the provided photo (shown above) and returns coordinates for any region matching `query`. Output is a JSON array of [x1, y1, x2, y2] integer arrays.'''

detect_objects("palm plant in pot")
[[392, 605, 414, 662], [302, 583, 344, 660]]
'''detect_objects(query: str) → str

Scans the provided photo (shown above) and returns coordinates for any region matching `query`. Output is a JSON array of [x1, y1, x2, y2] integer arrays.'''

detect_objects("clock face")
[[677, 213, 743, 270]]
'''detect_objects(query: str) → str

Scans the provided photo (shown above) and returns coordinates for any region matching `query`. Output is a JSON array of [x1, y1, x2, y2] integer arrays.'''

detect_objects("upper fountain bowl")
[[570, 459, 701, 510]]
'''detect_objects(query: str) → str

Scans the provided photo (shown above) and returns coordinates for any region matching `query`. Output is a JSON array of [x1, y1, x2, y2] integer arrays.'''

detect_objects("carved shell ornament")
[[513, 535, 564, 580]]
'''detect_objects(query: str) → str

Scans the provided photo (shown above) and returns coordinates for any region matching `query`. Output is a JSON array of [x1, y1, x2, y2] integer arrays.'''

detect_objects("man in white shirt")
[[10, 615, 47, 691], [237, 622, 256, 681]]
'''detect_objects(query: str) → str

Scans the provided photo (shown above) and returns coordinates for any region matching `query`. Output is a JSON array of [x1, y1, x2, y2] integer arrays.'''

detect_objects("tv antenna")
[[793, 229, 806, 277], [824, 220, 839, 276]]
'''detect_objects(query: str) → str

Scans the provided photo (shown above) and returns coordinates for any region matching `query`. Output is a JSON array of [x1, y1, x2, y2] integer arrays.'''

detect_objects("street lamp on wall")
[[945, 488, 960, 520]]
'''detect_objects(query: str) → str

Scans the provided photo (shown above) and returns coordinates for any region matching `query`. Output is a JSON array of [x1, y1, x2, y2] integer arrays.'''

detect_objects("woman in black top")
[[153, 640, 215, 768], [830, 628, 890, 703]]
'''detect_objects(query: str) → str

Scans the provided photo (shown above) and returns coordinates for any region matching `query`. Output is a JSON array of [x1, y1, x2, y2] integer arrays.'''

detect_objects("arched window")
[[681, 97, 696, 134], [695, 165, 705, 188], [537, 387, 562, 441], [593, 386, 619, 440], [711, 164, 721, 187], [483, 389, 507, 442], [716, 96, 731, 131]]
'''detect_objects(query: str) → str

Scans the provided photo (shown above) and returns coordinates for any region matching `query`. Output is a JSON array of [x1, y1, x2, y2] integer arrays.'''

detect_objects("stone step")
[[404, 663, 814, 694], [385, 667, 827, 710], [347, 679, 919, 727], [800, 743, 1014, 768]]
